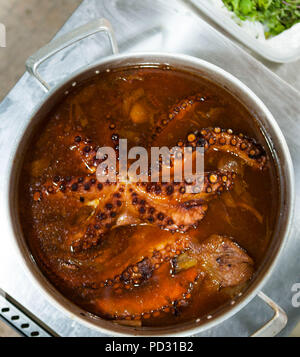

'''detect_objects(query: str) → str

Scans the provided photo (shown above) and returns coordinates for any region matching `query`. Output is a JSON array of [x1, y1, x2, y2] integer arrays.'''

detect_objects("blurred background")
[[0, 0, 81, 101]]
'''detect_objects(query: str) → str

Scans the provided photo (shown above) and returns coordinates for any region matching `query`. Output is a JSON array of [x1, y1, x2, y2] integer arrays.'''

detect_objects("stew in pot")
[[18, 66, 280, 327]]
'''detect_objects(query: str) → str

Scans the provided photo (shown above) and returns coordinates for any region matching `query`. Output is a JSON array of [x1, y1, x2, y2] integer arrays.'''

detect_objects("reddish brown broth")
[[18, 66, 279, 327]]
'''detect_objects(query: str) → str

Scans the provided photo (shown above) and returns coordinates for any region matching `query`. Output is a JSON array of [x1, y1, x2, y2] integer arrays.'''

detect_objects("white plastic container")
[[192, 0, 300, 63]]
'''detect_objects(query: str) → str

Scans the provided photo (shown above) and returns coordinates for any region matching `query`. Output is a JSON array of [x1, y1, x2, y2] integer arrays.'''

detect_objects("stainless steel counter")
[[0, 0, 300, 337]]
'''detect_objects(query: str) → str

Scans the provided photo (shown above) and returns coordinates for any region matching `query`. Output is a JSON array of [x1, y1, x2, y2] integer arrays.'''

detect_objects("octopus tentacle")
[[93, 234, 253, 320], [129, 171, 235, 232], [39, 175, 112, 200], [95, 262, 201, 320], [70, 133, 119, 173], [168, 94, 209, 121], [152, 94, 212, 145], [70, 188, 124, 253], [37, 176, 125, 252], [161, 94, 209, 128], [69, 135, 101, 173], [184, 127, 266, 170], [79, 228, 190, 290], [35, 169, 236, 242]]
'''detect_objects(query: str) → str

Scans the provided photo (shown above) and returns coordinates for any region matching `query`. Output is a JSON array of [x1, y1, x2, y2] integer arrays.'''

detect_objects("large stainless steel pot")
[[5, 19, 295, 337]]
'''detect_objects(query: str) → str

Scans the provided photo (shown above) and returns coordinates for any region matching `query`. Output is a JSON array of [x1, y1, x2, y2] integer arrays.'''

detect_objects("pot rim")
[[5, 51, 295, 337]]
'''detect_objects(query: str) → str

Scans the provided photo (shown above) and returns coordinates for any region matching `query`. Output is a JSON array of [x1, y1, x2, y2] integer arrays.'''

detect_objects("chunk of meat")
[[194, 234, 254, 287]]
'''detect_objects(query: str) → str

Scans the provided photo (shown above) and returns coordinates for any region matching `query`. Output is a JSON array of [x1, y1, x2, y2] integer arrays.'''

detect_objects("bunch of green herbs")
[[222, 0, 300, 37]]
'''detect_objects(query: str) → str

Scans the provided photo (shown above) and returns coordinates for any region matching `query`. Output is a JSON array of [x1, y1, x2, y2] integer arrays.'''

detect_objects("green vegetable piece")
[[240, 0, 253, 15], [257, 0, 272, 10], [232, 0, 240, 11]]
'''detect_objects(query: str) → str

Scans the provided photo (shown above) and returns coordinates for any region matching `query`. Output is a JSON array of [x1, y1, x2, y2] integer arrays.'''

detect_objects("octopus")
[[30, 91, 266, 323], [89, 229, 254, 320]]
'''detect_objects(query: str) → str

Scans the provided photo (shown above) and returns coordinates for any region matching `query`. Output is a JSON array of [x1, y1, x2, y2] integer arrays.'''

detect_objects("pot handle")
[[26, 18, 119, 91], [251, 291, 288, 337], [0, 288, 56, 337]]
